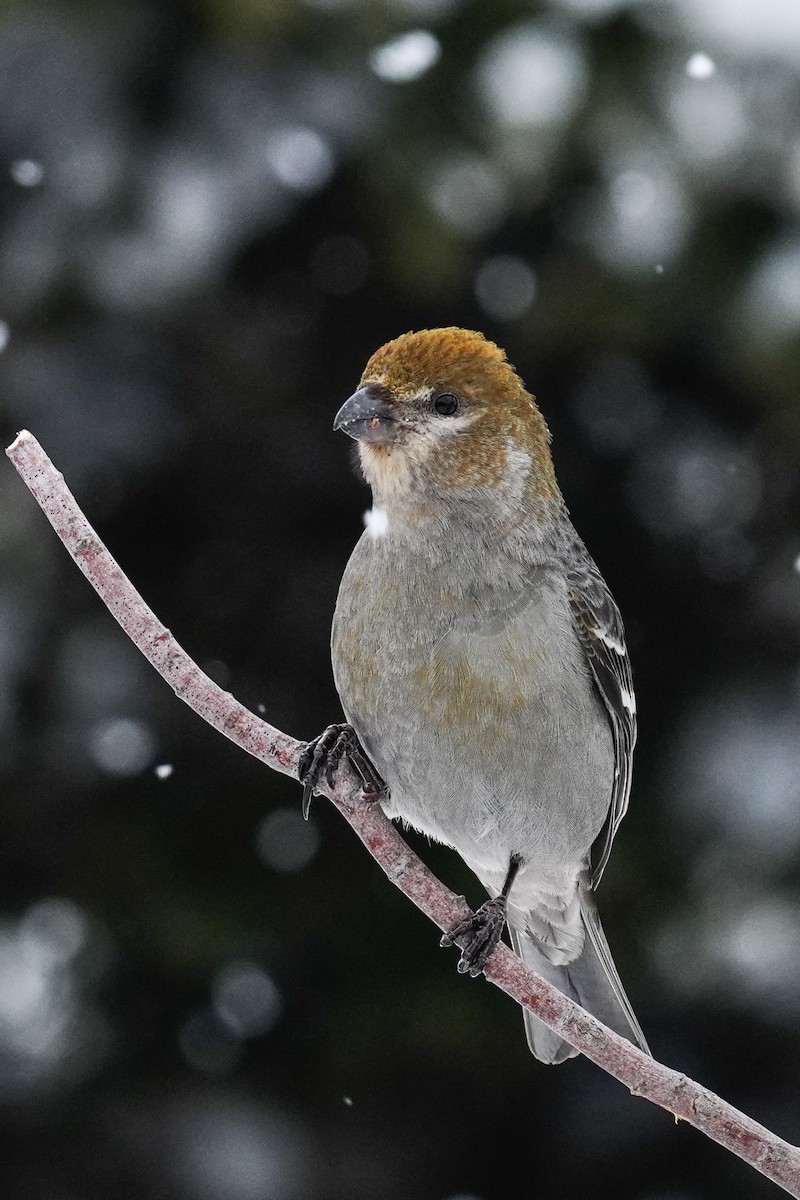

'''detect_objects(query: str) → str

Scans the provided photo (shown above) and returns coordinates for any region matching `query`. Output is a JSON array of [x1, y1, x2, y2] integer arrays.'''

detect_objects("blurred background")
[[0, 0, 799, 1196]]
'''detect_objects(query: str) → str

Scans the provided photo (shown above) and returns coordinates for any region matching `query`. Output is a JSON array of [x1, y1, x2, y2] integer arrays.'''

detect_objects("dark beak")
[[333, 383, 397, 444]]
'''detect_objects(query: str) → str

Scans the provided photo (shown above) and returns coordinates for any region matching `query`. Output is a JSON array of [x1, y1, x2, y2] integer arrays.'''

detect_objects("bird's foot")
[[440, 896, 508, 978], [298, 723, 386, 819]]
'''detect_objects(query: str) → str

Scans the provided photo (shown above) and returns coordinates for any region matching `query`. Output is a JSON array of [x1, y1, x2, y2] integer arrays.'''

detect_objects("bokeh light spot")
[[746, 237, 800, 335], [169, 1097, 308, 1200], [474, 254, 537, 321], [10, 159, 44, 187], [476, 23, 587, 127], [265, 127, 335, 193], [426, 153, 509, 237], [686, 52, 716, 79], [370, 30, 441, 83], [179, 1010, 241, 1076], [211, 960, 282, 1039], [89, 717, 155, 776], [20, 898, 89, 969], [256, 808, 321, 874]]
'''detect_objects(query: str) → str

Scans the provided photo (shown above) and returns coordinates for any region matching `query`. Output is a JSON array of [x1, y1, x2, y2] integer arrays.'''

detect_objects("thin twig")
[[6, 429, 800, 1197]]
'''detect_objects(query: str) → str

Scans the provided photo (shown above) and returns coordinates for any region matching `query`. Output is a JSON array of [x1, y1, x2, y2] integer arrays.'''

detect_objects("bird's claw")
[[440, 896, 508, 977], [298, 723, 386, 819]]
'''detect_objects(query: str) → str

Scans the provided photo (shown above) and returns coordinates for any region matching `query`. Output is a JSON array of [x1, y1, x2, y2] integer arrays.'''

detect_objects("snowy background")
[[1, 0, 800, 1197]]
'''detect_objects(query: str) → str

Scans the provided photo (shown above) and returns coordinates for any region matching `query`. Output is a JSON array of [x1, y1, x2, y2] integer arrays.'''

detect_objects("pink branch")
[[6, 429, 800, 1197]]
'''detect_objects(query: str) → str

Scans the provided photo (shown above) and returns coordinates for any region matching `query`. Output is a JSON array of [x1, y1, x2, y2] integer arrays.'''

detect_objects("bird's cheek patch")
[[436, 439, 509, 490]]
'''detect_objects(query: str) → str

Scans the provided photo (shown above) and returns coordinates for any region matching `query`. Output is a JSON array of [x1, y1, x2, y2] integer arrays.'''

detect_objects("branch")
[[6, 429, 800, 1197]]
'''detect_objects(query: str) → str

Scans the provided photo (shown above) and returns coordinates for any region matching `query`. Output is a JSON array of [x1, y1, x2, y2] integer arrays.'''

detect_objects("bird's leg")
[[298, 723, 386, 819], [440, 854, 523, 978]]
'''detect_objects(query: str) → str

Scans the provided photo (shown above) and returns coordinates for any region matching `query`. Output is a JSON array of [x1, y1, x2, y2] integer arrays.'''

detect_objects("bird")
[[299, 327, 649, 1064]]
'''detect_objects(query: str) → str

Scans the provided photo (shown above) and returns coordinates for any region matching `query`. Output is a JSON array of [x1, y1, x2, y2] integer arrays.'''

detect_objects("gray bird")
[[300, 327, 649, 1064]]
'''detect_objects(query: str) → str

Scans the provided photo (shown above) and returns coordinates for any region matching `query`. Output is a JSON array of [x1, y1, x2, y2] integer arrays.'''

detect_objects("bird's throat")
[[358, 442, 415, 503]]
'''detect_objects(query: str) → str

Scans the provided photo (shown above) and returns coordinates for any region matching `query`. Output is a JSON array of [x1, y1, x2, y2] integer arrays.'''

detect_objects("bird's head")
[[334, 328, 558, 525]]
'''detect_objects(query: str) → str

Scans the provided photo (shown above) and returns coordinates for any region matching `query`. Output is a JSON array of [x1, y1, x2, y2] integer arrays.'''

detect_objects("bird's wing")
[[566, 558, 636, 888]]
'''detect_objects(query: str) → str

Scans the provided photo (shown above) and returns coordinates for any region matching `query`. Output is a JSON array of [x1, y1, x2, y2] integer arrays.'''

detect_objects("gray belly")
[[332, 537, 613, 894]]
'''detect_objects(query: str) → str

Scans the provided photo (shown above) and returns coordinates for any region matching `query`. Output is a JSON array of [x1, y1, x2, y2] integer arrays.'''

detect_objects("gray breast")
[[332, 532, 613, 880]]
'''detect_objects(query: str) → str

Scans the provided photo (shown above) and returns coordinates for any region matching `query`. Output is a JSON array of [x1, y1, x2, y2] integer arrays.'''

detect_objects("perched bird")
[[300, 327, 649, 1064]]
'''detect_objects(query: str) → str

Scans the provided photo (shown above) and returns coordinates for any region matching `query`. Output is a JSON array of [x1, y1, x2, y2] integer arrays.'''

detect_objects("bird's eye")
[[433, 393, 459, 416]]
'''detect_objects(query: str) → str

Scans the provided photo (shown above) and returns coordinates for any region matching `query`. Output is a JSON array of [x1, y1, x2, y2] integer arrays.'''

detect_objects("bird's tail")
[[508, 896, 650, 1065]]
